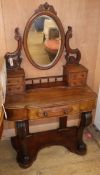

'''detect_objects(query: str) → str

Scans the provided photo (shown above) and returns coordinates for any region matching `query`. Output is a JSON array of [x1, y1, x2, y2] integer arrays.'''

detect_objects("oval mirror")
[[23, 3, 65, 69]]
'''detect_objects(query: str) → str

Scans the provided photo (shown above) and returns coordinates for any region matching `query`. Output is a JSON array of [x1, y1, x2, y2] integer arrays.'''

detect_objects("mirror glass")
[[27, 15, 61, 67]]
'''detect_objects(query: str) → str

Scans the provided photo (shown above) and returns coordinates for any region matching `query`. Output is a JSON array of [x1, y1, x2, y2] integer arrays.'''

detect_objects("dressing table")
[[4, 3, 96, 168]]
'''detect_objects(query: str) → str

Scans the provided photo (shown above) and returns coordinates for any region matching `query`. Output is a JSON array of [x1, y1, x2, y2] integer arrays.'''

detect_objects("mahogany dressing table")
[[4, 3, 96, 168]]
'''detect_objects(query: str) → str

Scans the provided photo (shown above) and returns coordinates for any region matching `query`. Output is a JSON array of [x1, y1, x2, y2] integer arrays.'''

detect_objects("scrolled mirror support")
[[5, 28, 23, 70], [65, 26, 81, 64]]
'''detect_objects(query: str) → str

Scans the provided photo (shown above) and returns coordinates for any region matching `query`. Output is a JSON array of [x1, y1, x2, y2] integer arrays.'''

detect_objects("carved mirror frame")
[[23, 2, 65, 70]]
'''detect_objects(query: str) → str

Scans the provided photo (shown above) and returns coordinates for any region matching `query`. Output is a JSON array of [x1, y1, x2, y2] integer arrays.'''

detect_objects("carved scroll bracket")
[[5, 28, 22, 70], [65, 26, 81, 64]]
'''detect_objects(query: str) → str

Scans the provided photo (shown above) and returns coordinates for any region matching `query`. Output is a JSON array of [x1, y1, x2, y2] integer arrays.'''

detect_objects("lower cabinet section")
[[11, 112, 92, 168]]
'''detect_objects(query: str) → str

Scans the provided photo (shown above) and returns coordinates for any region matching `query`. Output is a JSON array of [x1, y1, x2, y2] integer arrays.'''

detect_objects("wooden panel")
[[6, 69, 25, 95], [63, 64, 88, 87], [5, 86, 96, 120], [0, 107, 3, 138], [0, 107, 3, 127]]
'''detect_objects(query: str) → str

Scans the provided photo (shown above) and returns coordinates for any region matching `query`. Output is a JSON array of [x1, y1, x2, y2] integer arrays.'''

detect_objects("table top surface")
[[5, 86, 97, 109]]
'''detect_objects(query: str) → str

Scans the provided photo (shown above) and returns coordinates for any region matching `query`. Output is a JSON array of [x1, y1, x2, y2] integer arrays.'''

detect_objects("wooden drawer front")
[[5, 108, 27, 121], [28, 104, 79, 120], [80, 100, 96, 112], [27, 107, 42, 120], [69, 72, 87, 87], [7, 85, 24, 94], [70, 79, 86, 87], [7, 77, 24, 85], [0, 107, 3, 127], [66, 72, 87, 87], [7, 77, 25, 94], [70, 72, 87, 80]]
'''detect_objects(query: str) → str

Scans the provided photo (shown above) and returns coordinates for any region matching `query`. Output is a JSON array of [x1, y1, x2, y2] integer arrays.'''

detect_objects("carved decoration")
[[65, 26, 81, 64], [34, 2, 57, 15], [5, 28, 22, 70]]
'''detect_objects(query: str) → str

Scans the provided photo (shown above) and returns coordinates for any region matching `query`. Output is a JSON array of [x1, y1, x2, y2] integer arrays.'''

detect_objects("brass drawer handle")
[[43, 111, 48, 117]]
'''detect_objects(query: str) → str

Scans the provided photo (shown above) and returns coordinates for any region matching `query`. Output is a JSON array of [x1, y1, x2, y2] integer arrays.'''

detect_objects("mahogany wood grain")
[[63, 64, 88, 87], [5, 85, 96, 168], [6, 68, 25, 95], [5, 86, 96, 121], [0, 122, 3, 138]]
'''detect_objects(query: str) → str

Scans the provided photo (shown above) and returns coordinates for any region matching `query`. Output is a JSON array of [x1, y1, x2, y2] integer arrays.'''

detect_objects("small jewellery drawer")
[[7, 85, 24, 95], [70, 79, 86, 86], [7, 68, 25, 95], [7, 77, 24, 85], [63, 64, 88, 87], [70, 72, 87, 80]]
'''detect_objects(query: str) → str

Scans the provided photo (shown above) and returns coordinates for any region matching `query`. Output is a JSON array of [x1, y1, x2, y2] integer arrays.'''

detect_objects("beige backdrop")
[[0, 0, 100, 137]]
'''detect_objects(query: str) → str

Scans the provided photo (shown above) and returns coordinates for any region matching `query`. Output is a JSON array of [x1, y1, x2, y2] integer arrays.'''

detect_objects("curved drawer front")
[[80, 100, 96, 112], [5, 99, 96, 121], [5, 107, 27, 121], [27, 107, 42, 120], [28, 104, 79, 120]]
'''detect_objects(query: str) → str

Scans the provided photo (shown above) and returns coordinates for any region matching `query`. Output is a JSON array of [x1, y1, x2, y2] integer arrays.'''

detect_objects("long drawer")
[[5, 99, 96, 121], [27, 104, 79, 120], [28, 100, 96, 120]]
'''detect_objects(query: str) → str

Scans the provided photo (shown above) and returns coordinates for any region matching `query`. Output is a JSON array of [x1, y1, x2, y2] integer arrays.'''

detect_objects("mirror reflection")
[[27, 15, 61, 66]]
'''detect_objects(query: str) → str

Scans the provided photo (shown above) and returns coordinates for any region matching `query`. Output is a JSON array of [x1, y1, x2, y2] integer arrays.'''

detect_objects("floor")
[[0, 125, 100, 175]]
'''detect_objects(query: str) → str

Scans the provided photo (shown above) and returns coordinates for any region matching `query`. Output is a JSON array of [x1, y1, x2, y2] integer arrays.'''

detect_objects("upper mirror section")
[[23, 2, 65, 69]]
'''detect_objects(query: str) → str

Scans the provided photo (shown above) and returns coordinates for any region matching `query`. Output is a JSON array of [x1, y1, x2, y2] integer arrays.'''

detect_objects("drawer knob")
[[81, 73, 85, 77], [64, 108, 72, 114], [64, 109, 68, 114], [43, 111, 48, 117]]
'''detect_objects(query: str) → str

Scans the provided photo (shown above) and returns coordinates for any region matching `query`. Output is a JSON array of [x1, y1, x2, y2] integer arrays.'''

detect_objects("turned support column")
[[59, 116, 67, 130], [76, 111, 92, 154], [11, 120, 31, 168]]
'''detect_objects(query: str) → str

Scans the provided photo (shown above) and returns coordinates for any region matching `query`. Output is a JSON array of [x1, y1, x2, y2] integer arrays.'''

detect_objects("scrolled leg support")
[[76, 111, 92, 155], [11, 120, 32, 168]]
